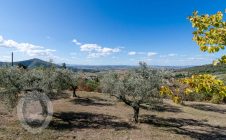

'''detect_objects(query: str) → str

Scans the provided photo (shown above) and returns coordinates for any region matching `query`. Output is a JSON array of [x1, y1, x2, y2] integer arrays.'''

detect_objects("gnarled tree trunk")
[[118, 95, 141, 123], [73, 89, 77, 97], [72, 86, 78, 97], [132, 104, 140, 123], [40, 99, 48, 116]]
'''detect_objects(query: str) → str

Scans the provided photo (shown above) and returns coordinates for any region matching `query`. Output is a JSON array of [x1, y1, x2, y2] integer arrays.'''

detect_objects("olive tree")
[[101, 62, 163, 123], [56, 69, 79, 97], [0, 67, 71, 112], [67, 71, 79, 97], [0, 67, 25, 108]]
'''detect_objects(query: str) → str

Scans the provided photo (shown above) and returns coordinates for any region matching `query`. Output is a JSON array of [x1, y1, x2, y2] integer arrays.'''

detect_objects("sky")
[[0, 0, 225, 66]]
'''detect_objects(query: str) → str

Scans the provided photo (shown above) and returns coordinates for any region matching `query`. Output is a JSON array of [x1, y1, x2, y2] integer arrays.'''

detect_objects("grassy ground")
[[1, 91, 226, 140]]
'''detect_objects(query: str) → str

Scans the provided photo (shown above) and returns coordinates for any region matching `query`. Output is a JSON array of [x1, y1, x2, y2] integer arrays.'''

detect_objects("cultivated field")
[[0, 91, 226, 140]]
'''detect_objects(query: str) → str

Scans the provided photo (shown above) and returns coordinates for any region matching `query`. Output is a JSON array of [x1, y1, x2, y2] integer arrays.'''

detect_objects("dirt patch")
[[0, 91, 226, 139]]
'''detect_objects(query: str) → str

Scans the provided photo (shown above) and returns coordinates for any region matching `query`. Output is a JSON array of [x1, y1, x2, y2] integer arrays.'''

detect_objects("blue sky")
[[0, 0, 225, 66]]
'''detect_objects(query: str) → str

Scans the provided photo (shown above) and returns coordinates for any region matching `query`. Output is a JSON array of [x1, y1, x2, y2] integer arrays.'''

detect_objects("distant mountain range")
[[0, 58, 193, 72], [0, 58, 58, 68], [0, 58, 223, 74]]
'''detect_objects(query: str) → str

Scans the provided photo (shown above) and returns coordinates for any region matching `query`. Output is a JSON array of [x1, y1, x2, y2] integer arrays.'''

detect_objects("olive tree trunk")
[[40, 99, 48, 116], [118, 95, 140, 123], [72, 87, 78, 97], [132, 105, 140, 123]]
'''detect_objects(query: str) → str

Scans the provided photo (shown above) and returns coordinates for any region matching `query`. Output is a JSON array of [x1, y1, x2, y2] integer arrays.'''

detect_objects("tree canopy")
[[189, 11, 226, 65], [101, 62, 163, 122]]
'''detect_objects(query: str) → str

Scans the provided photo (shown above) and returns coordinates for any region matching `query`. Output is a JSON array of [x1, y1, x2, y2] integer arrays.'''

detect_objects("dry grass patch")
[[0, 91, 226, 139]]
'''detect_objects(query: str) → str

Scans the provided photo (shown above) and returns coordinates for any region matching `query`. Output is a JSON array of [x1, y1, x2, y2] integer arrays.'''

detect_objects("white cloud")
[[0, 35, 56, 57], [187, 57, 206, 60], [137, 52, 146, 55], [128, 51, 137, 55], [72, 39, 82, 46], [0, 36, 3, 42], [147, 52, 158, 57], [159, 55, 166, 58], [160, 53, 178, 58], [168, 53, 177, 57], [72, 39, 121, 58], [128, 51, 156, 57], [27, 49, 56, 57], [80, 44, 120, 58], [80, 44, 99, 52]]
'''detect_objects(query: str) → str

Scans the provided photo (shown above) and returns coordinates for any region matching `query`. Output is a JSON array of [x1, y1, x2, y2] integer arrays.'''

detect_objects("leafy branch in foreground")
[[188, 10, 226, 65]]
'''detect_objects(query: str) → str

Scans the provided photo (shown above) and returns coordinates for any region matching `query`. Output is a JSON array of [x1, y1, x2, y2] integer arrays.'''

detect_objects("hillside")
[[2, 58, 226, 75], [0, 58, 189, 71], [0, 58, 58, 68], [179, 64, 226, 75]]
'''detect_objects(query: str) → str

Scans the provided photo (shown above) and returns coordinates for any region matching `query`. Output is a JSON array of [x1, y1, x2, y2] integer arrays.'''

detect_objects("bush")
[[77, 76, 100, 92]]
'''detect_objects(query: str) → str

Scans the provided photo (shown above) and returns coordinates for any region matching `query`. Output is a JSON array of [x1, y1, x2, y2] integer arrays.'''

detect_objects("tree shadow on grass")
[[140, 115, 226, 140], [48, 112, 136, 131], [70, 98, 113, 107], [49, 91, 71, 100], [184, 103, 226, 114], [141, 103, 183, 113], [89, 96, 109, 102]]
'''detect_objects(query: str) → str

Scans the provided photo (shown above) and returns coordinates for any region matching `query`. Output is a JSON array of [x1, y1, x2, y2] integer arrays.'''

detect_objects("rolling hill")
[[179, 64, 226, 74], [1, 58, 225, 75], [0, 58, 58, 68]]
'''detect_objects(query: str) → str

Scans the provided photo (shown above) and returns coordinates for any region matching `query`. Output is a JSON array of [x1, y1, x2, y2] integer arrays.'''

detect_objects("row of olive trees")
[[0, 66, 103, 109], [4, 62, 222, 123], [0, 62, 168, 123], [0, 67, 80, 110]]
